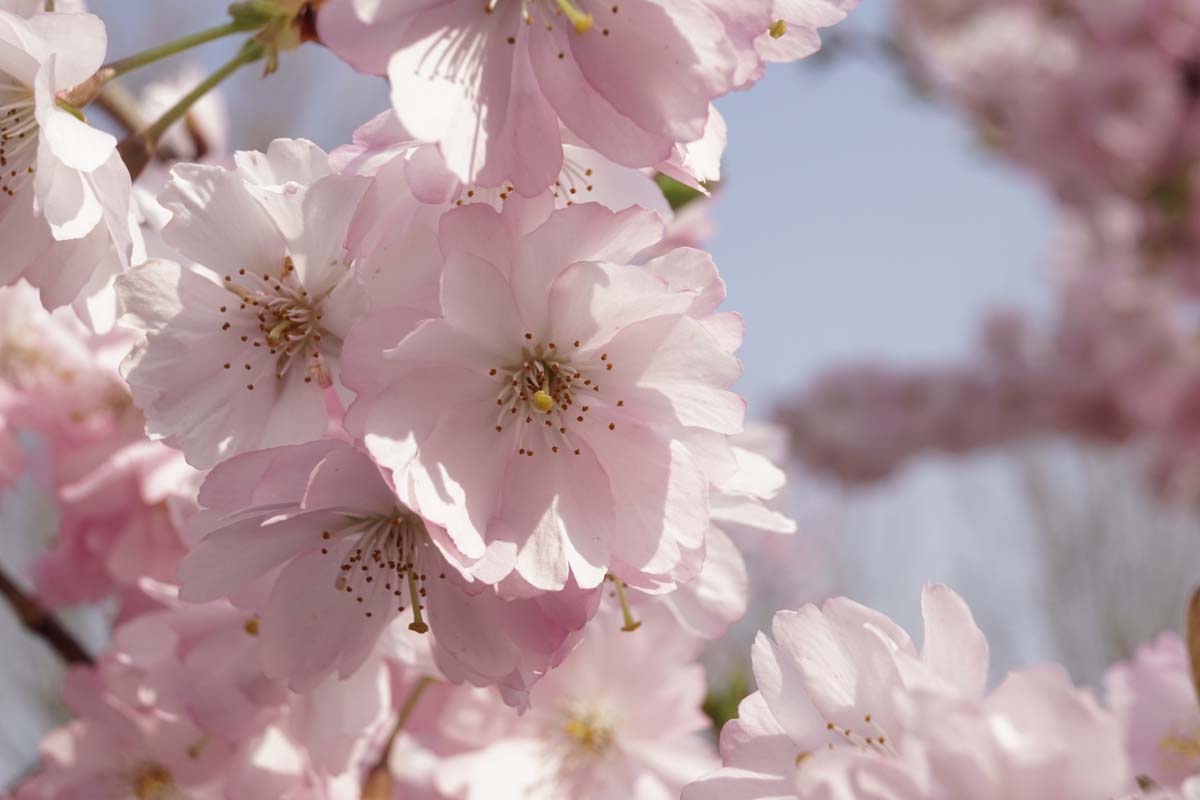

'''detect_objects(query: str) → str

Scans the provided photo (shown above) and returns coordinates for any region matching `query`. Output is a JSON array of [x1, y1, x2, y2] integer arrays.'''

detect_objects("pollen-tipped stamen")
[[555, 0, 594, 33], [609, 574, 642, 632], [769, 19, 788, 39], [406, 570, 429, 634]]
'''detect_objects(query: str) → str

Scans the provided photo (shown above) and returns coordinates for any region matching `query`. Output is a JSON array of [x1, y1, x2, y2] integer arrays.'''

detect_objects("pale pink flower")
[[108, 586, 396, 794], [178, 440, 595, 702], [343, 202, 744, 594], [331, 111, 674, 262], [684, 585, 1134, 800], [317, 0, 838, 193], [420, 603, 717, 799], [1106, 633, 1200, 790], [34, 439, 197, 607], [14, 666, 231, 800], [0, 7, 139, 330], [116, 139, 370, 469], [0, 282, 138, 449], [656, 424, 797, 640]]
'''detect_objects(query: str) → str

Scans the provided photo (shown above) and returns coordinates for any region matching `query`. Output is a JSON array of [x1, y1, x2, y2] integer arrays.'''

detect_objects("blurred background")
[[5, 0, 1200, 784]]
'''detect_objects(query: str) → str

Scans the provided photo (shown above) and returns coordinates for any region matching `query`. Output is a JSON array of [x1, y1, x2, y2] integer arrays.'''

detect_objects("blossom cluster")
[[3, 0, 1199, 798], [0, 0, 852, 795], [689, 584, 1200, 800], [780, 0, 1200, 503]]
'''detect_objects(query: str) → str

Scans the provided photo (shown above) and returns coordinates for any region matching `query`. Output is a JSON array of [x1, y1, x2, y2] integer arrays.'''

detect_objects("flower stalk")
[[118, 40, 265, 180]]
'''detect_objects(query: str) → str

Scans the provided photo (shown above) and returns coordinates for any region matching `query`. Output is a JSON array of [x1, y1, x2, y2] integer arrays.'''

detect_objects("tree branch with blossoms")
[[0, 566, 91, 666], [2, 0, 1200, 797]]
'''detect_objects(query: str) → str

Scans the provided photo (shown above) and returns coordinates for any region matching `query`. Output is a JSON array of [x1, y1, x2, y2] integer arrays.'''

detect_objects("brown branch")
[[0, 565, 92, 665]]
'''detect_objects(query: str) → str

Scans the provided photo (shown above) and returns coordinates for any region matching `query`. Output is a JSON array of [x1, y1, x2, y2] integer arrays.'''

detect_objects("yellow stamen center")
[[133, 764, 173, 800], [769, 19, 788, 39]]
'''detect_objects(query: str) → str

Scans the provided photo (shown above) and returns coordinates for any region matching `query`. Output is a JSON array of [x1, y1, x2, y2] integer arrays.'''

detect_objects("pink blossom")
[[317, 0, 845, 194], [684, 584, 1134, 799], [408, 603, 717, 799], [178, 439, 596, 702], [33, 439, 196, 607], [342, 202, 744, 594], [1106, 633, 1200, 790], [116, 139, 371, 469], [14, 666, 232, 800], [106, 586, 397, 794], [0, 6, 139, 330], [656, 425, 797, 640], [331, 110, 674, 262]]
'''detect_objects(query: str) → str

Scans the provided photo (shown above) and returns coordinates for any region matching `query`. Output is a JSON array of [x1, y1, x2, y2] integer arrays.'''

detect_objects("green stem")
[[143, 41, 261, 146], [118, 41, 264, 180], [102, 21, 260, 79]]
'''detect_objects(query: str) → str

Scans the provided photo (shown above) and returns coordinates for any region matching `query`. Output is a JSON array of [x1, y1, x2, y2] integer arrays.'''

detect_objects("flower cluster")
[[779, 0, 1200, 504], [0, 0, 853, 796], [686, 584, 1200, 800]]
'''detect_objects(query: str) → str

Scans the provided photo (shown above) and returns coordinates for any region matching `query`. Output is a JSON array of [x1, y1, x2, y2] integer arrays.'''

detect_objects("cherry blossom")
[[1106, 633, 1200, 791], [14, 665, 232, 800], [398, 604, 717, 800], [317, 0, 847, 193], [116, 139, 369, 469], [684, 584, 1134, 800], [343, 202, 744, 594], [178, 439, 596, 702], [0, 5, 139, 330]]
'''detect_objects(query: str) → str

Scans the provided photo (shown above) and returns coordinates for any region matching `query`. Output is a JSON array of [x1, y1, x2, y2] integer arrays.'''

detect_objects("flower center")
[[450, 154, 598, 210], [131, 763, 174, 800], [485, 0, 597, 34], [1158, 727, 1200, 770], [821, 714, 897, 759], [321, 511, 445, 634], [490, 336, 623, 458], [219, 256, 333, 391], [0, 77, 37, 199], [560, 707, 615, 759]]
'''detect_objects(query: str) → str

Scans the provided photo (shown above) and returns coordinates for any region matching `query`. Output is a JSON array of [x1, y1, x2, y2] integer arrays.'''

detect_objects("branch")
[[0, 564, 92, 665], [361, 676, 434, 799]]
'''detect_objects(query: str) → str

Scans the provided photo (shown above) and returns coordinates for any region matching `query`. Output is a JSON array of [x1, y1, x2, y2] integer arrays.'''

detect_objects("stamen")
[[769, 19, 788, 39], [555, 0, 594, 32], [608, 574, 641, 632], [406, 571, 429, 634]]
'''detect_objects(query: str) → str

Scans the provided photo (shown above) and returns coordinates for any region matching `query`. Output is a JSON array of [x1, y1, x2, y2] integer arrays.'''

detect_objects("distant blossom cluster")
[[780, 0, 1200, 503]]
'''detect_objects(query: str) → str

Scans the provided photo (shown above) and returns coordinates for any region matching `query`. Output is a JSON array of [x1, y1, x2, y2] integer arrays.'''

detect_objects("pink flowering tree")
[[0, 0, 1199, 798]]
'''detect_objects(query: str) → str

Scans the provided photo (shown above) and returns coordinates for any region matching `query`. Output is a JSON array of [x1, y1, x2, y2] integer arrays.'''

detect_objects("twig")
[[0, 565, 92, 665], [361, 676, 434, 798], [93, 82, 147, 137]]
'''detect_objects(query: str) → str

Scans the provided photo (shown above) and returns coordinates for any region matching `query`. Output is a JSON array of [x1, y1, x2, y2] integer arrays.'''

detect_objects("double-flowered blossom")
[[317, 0, 851, 194], [684, 584, 1136, 799], [1106, 633, 1200, 792], [0, 4, 138, 330], [392, 603, 718, 799], [178, 439, 596, 705], [343, 201, 745, 595], [15, 664, 234, 800], [117, 139, 370, 469]]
